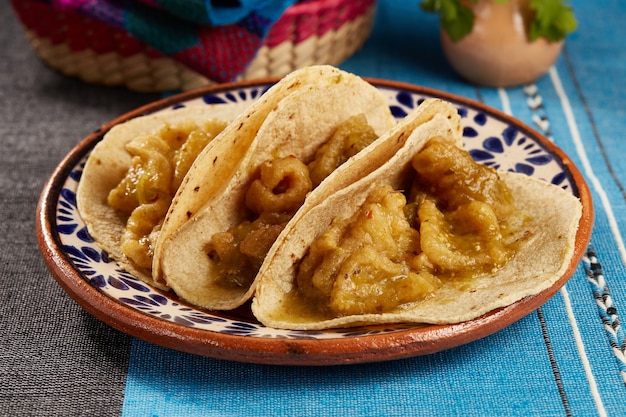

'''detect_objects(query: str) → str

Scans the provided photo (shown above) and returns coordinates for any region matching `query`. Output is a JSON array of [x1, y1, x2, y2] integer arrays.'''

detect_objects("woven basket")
[[12, 0, 377, 92]]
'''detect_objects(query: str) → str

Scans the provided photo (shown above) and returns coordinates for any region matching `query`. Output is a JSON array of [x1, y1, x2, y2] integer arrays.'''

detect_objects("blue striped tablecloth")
[[2, 0, 625, 416]]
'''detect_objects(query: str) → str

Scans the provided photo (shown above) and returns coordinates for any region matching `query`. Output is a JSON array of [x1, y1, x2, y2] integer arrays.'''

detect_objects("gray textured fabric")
[[0, 4, 160, 416]]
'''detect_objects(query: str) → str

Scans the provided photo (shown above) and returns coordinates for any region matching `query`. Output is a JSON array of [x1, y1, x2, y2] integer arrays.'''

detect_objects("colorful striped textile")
[[15, 0, 297, 82]]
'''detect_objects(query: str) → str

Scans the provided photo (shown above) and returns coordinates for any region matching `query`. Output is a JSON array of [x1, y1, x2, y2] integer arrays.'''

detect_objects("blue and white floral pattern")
[[53, 84, 575, 341]]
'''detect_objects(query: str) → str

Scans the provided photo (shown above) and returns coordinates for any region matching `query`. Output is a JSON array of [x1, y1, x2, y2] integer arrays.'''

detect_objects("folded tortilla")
[[158, 66, 398, 310], [251, 100, 583, 330], [77, 65, 393, 293], [76, 104, 244, 290]]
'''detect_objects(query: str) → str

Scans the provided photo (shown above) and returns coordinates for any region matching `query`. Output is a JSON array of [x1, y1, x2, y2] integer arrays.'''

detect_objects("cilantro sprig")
[[420, 0, 577, 42], [528, 0, 577, 41]]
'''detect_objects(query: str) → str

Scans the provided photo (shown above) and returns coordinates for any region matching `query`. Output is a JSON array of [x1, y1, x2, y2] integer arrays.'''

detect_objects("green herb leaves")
[[420, 0, 577, 42], [420, 0, 479, 42], [528, 0, 578, 41]]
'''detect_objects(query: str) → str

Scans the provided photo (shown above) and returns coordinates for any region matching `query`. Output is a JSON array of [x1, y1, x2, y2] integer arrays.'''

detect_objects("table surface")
[[2, 1, 625, 416]]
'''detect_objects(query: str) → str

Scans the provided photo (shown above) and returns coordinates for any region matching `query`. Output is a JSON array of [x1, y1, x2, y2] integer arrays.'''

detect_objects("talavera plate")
[[36, 78, 593, 366]]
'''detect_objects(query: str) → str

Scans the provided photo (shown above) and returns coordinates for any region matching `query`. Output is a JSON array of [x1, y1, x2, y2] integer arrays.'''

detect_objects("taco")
[[77, 65, 394, 292], [76, 104, 244, 290], [158, 66, 399, 310], [251, 100, 583, 330]]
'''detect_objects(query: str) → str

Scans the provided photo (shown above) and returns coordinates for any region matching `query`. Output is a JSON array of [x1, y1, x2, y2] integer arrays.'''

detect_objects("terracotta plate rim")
[[36, 78, 594, 366]]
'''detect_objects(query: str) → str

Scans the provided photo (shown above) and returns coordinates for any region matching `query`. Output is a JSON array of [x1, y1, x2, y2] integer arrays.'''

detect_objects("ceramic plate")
[[36, 79, 593, 365]]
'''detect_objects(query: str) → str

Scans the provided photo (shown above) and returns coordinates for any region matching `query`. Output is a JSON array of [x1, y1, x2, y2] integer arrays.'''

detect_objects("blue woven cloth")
[[118, 1, 626, 416]]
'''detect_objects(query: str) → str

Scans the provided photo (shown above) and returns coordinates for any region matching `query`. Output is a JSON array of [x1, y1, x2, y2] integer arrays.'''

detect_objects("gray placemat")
[[0, 4, 160, 416]]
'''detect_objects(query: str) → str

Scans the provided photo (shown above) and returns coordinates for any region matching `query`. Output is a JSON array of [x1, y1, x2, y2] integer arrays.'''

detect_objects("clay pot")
[[440, 0, 564, 87]]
